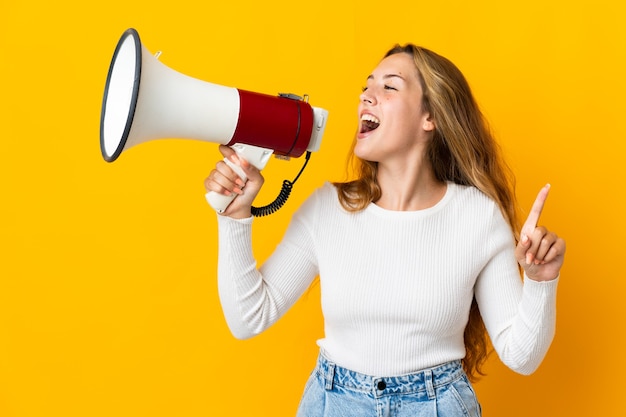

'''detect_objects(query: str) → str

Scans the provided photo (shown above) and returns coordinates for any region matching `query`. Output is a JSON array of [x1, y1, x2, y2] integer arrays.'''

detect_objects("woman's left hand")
[[515, 184, 566, 282]]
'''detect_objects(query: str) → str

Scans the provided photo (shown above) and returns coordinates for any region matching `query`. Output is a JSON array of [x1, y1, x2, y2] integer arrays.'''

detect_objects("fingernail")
[[521, 234, 529, 244], [235, 178, 244, 187], [526, 253, 533, 264]]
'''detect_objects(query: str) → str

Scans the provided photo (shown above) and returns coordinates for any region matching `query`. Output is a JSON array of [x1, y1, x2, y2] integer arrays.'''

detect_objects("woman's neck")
[[375, 158, 447, 211]]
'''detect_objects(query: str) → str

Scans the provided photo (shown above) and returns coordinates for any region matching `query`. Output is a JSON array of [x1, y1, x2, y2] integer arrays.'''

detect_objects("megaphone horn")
[[100, 28, 328, 215]]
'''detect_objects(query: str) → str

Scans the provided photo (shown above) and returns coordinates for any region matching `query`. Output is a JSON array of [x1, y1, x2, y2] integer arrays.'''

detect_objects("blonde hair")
[[334, 44, 520, 381]]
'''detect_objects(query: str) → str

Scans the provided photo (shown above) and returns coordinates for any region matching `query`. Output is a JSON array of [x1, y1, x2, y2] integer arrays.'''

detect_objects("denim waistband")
[[314, 352, 465, 399]]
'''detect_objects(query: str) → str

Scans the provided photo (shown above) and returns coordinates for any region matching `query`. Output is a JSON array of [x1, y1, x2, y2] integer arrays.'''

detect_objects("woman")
[[204, 44, 565, 416]]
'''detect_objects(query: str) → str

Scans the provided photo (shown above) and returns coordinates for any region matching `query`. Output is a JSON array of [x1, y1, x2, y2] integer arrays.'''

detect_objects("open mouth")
[[360, 114, 380, 134]]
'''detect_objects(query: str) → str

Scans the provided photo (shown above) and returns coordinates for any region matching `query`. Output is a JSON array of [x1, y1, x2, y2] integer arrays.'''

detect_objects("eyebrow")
[[366, 74, 406, 81]]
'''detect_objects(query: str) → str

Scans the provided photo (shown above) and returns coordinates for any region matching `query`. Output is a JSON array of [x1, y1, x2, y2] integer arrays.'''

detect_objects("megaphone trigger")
[[223, 155, 248, 184]]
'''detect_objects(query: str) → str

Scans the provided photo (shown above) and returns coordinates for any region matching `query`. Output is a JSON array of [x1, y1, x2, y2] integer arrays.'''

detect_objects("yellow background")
[[1, 0, 624, 416]]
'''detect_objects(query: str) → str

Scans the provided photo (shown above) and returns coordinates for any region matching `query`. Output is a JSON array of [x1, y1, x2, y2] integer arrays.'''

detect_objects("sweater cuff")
[[523, 273, 560, 292], [216, 214, 253, 226], [521, 273, 559, 319]]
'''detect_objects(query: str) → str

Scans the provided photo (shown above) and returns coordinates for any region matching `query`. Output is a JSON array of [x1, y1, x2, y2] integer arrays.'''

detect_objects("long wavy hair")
[[334, 44, 520, 381]]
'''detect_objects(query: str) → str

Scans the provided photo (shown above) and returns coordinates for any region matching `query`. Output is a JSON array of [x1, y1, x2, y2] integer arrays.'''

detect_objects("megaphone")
[[100, 28, 328, 215]]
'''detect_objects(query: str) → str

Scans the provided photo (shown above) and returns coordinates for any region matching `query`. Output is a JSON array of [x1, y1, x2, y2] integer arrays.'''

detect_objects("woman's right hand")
[[204, 145, 265, 219]]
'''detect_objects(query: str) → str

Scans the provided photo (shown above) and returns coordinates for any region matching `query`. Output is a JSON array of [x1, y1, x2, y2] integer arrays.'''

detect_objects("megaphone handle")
[[205, 157, 247, 213], [205, 143, 274, 214]]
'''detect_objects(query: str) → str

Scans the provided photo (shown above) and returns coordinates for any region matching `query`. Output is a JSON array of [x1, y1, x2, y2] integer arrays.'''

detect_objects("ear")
[[422, 114, 435, 132]]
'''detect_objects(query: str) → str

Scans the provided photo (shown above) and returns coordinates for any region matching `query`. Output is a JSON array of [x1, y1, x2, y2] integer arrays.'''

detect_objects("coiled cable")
[[251, 151, 312, 217]]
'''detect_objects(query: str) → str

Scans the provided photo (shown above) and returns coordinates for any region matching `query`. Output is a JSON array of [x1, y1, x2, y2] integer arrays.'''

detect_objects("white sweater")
[[216, 182, 558, 377]]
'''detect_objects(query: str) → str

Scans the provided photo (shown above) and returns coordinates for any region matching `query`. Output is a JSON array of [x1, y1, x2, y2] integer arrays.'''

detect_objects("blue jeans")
[[296, 353, 481, 417]]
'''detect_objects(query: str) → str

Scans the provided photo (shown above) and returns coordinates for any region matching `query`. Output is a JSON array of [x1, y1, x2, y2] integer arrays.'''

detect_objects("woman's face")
[[355, 53, 434, 163]]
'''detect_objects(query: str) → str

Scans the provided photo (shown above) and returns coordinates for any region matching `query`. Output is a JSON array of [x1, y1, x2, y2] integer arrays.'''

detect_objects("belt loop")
[[424, 369, 435, 400], [324, 361, 336, 391]]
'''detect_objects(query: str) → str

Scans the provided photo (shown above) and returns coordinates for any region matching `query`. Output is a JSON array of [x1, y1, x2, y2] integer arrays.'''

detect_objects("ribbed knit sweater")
[[216, 181, 558, 377]]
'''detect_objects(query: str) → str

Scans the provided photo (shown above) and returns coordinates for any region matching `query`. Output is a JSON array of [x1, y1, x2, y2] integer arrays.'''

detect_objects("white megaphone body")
[[100, 28, 328, 214]]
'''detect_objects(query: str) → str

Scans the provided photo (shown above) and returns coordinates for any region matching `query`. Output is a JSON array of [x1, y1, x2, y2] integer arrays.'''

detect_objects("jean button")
[[377, 380, 386, 390]]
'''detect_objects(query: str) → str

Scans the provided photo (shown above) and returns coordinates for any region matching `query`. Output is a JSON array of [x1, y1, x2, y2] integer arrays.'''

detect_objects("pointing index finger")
[[521, 184, 551, 237]]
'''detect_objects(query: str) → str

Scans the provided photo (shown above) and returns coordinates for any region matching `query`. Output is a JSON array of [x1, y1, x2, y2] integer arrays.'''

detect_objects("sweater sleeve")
[[215, 194, 320, 339], [474, 204, 559, 375]]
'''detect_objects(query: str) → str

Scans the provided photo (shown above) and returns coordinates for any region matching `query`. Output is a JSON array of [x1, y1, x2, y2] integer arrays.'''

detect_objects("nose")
[[360, 89, 375, 105]]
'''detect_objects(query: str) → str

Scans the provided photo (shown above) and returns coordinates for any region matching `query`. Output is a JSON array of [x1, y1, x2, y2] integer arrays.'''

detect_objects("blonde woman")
[[205, 44, 565, 417]]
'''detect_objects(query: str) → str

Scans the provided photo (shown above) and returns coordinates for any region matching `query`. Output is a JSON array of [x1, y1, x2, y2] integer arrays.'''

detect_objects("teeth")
[[360, 113, 380, 134], [361, 114, 380, 124]]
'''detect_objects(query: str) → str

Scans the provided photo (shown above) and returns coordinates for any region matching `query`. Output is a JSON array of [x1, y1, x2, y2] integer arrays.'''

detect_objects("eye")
[[384, 85, 397, 91], [361, 86, 368, 92]]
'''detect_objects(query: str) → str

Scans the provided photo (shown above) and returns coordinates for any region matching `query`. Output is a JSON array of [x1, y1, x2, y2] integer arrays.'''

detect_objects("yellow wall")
[[1, 0, 624, 416]]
